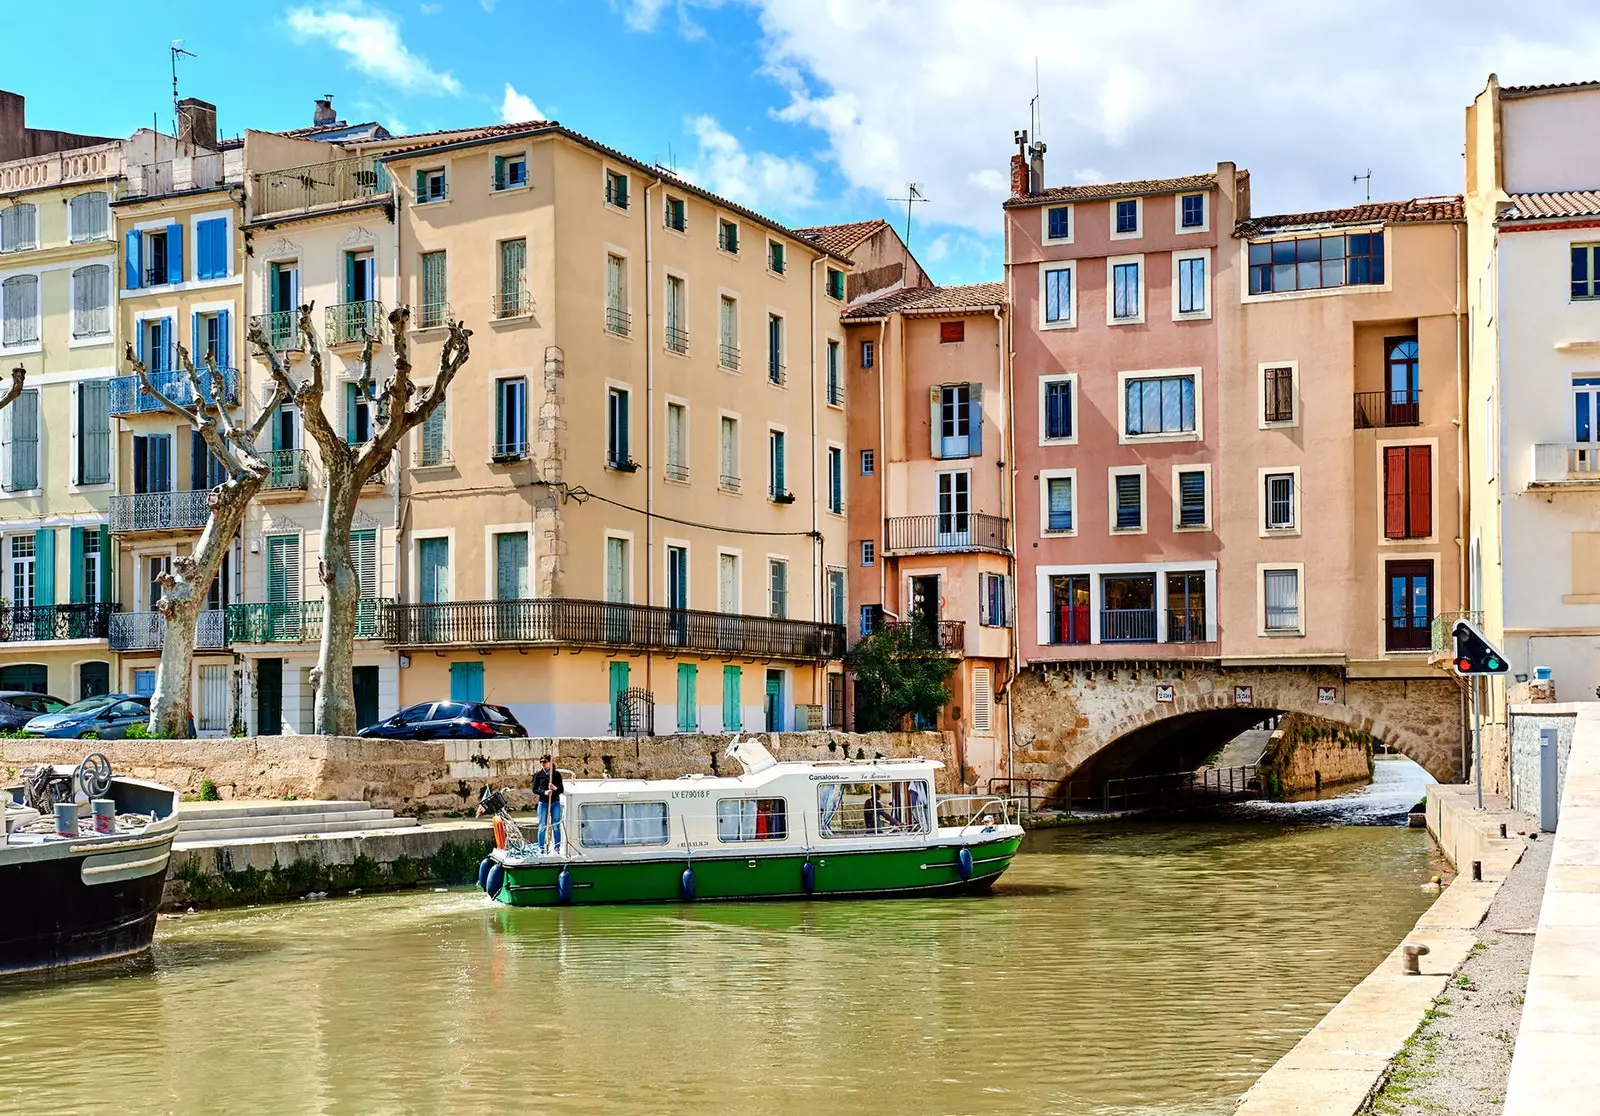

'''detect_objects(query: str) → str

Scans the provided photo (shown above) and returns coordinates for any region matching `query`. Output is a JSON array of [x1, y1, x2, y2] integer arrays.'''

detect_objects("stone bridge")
[[1010, 659, 1463, 802]]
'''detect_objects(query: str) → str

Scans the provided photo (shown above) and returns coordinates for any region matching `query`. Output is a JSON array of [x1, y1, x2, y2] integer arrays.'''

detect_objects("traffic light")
[[1452, 619, 1508, 676]]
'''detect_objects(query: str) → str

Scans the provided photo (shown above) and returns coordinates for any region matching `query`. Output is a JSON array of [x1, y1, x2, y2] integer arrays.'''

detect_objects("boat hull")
[[489, 832, 1022, 907]]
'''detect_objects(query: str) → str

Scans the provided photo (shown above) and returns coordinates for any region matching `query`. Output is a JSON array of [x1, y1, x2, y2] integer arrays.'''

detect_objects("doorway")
[[257, 657, 283, 735], [353, 665, 380, 730], [764, 669, 784, 731], [910, 575, 940, 644], [1385, 560, 1433, 652], [0, 663, 47, 694]]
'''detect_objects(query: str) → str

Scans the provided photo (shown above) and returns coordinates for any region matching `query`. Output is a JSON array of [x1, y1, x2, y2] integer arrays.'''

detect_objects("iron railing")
[[665, 462, 690, 483], [380, 598, 845, 660], [110, 609, 227, 651], [666, 325, 689, 354], [108, 366, 237, 415], [0, 603, 115, 642], [1101, 607, 1158, 642], [884, 514, 1009, 555], [110, 490, 211, 533], [880, 619, 965, 652], [250, 310, 300, 352], [719, 473, 741, 493], [1353, 389, 1421, 429], [1167, 607, 1208, 643], [417, 301, 453, 330], [1432, 609, 1484, 654], [492, 290, 533, 319], [768, 360, 786, 386], [827, 378, 845, 407], [254, 156, 389, 219], [1530, 442, 1600, 485], [225, 599, 380, 643], [606, 307, 631, 336], [326, 301, 386, 346], [263, 449, 311, 491], [719, 343, 740, 370], [1101, 767, 1259, 811]]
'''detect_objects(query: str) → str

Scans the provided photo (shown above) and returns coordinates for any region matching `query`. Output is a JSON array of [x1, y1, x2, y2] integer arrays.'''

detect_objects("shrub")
[[199, 778, 219, 802], [123, 722, 150, 740]]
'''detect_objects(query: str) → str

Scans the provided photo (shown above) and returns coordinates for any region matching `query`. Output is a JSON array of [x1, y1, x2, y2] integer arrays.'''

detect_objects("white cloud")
[[679, 114, 817, 216], [500, 83, 542, 122], [619, 0, 673, 30], [286, 2, 462, 96]]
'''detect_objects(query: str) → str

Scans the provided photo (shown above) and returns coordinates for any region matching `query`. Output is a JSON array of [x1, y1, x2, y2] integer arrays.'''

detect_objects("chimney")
[[1010, 129, 1031, 197], [176, 98, 217, 151], [313, 96, 337, 127], [1028, 140, 1047, 194]]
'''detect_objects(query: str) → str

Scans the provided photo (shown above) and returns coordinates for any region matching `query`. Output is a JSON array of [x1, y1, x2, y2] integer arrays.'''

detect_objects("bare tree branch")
[[124, 344, 198, 425], [0, 366, 26, 413]]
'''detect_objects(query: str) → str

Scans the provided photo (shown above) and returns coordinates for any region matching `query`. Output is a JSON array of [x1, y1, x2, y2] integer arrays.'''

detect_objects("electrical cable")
[[547, 481, 821, 539]]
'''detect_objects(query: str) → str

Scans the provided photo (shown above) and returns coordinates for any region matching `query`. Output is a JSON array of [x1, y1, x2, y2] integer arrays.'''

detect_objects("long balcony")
[[109, 366, 238, 416], [263, 449, 312, 492], [1353, 389, 1421, 429], [884, 514, 1009, 556], [110, 610, 227, 652], [380, 598, 845, 660], [226, 599, 379, 643], [1, 604, 115, 643], [326, 301, 386, 347], [253, 156, 389, 220], [1530, 443, 1600, 487], [880, 619, 965, 653], [110, 490, 211, 534]]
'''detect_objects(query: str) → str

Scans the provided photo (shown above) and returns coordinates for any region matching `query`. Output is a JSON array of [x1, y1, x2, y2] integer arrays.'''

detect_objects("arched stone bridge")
[[1010, 659, 1463, 801]]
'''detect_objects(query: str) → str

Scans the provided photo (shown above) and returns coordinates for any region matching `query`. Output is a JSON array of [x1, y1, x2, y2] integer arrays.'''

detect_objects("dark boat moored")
[[1, 755, 179, 977]]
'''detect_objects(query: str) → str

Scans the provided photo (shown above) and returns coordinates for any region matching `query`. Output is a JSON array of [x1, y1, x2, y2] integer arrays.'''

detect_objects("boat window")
[[818, 781, 931, 838], [715, 797, 787, 841], [579, 801, 669, 847]]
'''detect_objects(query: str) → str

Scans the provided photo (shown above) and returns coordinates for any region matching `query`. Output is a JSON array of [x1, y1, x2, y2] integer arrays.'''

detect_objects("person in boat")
[[867, 785, 898, 834], [532, 755, 565, 852]]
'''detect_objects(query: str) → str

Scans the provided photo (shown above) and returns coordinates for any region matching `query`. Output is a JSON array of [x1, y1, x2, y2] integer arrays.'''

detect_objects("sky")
[[7, 0, 1600, 284]]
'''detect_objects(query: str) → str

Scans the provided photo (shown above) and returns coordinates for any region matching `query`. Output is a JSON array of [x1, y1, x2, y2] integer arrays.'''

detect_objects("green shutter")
[[450, 661, 484, 702], [609, 660, 630, 732], [345, 383, 358, 443], [493, 155, 505, 189], [97, 526, 110, 603], [32, 528, 54, 606], [722, 665, 742, 731], [267, 535, 300, 603], [349, 529, 377, 597], [68, 527, 85, 603], [344, 251, 356, 302], [415, 169, 426, 199], [677, 663, 697, 731]]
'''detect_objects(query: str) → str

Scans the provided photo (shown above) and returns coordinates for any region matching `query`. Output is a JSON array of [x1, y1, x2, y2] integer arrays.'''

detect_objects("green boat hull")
[[488, 833, 1023, 907]]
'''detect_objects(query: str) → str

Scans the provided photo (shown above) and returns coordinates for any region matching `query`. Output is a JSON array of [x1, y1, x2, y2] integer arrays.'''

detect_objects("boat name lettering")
[[671, 790, 711, 799]]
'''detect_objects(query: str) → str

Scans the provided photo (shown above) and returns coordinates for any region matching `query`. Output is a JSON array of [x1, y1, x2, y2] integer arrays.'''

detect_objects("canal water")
[[0, 760, 1439, 1116]]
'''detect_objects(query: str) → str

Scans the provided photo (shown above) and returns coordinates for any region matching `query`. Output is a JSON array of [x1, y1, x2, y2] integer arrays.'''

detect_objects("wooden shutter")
[[267, 536, 301, 603], [166, 223, 183, 285], [97, 525, 110, 604], [32, 527, 54, 606], [929, 387, 942, 459], [421, 397, 446, 465], [677, 663, 697, 731], [722, 665, 742, 731], [495, 532, 528, 600], [350, 530, 377, 597], [1383, 447, 1407, 539], [125, 229, 141, 289], [68, 527, 85, 604], [1407, 446, 1432, 538], [971, 667, 992, 736]]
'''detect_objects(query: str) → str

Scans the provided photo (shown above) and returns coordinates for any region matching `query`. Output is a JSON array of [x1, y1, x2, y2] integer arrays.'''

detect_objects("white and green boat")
[[476, 736, 1023, 906]]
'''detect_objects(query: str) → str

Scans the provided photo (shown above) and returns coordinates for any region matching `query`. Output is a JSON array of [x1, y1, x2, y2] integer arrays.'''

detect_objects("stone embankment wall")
[[0, 731, 952, 814], [1508, 702, 1576, 816], [1255, 713, 1374, 796]]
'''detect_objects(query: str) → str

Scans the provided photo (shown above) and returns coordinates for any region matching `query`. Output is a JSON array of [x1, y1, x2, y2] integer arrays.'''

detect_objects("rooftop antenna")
[[1353, 168, 1372, 202], [886, 183, 929, 248], [170, 40, 197, 133], [1030, 56, 1042, 145]]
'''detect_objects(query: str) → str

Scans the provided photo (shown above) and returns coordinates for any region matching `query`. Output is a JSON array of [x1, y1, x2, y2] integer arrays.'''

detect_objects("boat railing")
[[935, 794, 1013, 834]]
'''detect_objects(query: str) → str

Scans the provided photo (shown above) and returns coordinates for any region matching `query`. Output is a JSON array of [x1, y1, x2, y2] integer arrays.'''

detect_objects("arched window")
[[71, 264, 111, 339], [0, 203, 37, 253], [68, 192, 110, 243], [1, 274, 39, 347], [78, 661, 110, 699]]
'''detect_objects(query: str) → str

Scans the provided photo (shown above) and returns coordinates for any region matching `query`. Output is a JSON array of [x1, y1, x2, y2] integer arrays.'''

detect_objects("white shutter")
[[971, 667, 993, 736]]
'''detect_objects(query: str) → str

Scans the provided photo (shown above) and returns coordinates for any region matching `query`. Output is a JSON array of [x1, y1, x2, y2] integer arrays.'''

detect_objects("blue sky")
[[8, 1, 1600, 285]]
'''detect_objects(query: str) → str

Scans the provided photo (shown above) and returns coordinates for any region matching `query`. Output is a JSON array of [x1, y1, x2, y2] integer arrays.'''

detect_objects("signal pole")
[[1474, 675, 1483, 810]]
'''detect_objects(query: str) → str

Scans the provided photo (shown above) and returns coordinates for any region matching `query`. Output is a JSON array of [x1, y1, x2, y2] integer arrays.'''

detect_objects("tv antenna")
[[887, 183, 929, 248], [1353, 168, 1372, 202], [170, 40, 197, 133], [1030, 56, 1042, 144]]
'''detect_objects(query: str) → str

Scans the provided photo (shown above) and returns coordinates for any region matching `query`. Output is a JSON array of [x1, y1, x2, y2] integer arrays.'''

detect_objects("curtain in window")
[[1044, 268, 1071, 321], [1264, 569, 1299, 629], [1047, 477, 1072, 531]]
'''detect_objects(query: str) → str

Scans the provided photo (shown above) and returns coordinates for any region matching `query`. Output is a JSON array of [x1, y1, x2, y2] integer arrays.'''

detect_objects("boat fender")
[[680, 867, 696, 901], [557, 868, 573, 903], [801, 860, 816, 895], [477, 857, 492, 891], [485, 863, 505, 899], [957, 847, 974, 881]]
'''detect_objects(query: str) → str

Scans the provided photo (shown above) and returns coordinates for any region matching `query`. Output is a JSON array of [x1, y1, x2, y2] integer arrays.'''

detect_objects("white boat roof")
[[564, 738, 942, 797]]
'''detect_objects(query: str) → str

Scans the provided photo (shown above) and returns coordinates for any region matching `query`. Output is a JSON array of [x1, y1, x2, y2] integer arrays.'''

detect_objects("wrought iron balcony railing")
[[1101, 607, 1158, 643], [664, 462, 690, 483], [225, 599, 379, 643], [416, 301, 453, 330], [1353, 389, 1421, 429], [110, 490, 211, 533], [250, 310, 301, 352], [768, 360, 786, 386], [605, 307, 631, 336], [108, 366, 238, 416], [1431, 610, 1484, 654], [263, 449, 311, 491], [719, 343, 740, 370], [326, 300, 386, 346], [0, 603, 115, 642], [883, 514, 1009, 555], [880, 619, 965, 652], [492, 290, 534, 320], [254, 156, 390, 219], [719, 473, 741, 493], [827, 378, 845, 407], [380, 598, 845, 660], [110, 609, 227, 651], [665, 325, 689, 354]]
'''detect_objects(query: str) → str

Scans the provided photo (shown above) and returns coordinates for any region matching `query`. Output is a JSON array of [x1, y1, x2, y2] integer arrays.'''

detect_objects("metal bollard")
[[54, 802, 77, 838], [1471, 860, 1482, 882], [1402, 943, 1431, 975], [1500, 823, 1507, 839], [92, 799, 116, 835]]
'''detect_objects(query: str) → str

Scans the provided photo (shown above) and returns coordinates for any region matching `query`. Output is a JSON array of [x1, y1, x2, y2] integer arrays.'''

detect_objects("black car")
[[0, 691, 67, 731], [357, 701, 526, 740]]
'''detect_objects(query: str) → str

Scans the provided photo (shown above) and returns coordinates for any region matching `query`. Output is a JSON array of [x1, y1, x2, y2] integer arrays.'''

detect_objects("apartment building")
[[381, 125, 850, 735], [0, 91, 127, 702]]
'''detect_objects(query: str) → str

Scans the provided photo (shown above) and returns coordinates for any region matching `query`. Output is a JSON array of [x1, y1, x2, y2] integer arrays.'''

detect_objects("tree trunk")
[[313, 464, 362, 736]]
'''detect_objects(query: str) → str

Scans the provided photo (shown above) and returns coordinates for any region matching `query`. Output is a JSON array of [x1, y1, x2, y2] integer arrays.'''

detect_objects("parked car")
[[0, 691, 67, 732], [357, 701, 526, 740], [24, 694, 153, 739]]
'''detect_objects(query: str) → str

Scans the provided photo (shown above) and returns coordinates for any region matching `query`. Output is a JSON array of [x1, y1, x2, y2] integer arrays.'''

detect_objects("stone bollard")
[[1472, 860, 1482, 882], [1402, 943, 1430, 975]]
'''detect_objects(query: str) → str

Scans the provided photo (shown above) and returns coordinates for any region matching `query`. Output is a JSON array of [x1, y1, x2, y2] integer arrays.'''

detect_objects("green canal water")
[[0, 762, 1441, 1116]]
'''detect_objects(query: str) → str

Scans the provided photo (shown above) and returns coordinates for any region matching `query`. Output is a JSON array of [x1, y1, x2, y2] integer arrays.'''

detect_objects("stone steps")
[[175, 799, 419, 844]]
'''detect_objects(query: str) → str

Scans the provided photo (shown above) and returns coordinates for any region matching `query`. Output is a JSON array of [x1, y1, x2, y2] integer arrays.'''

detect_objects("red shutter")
[[940, 321, 965, 343], [1407, 446, 1432, 538], [1383, 448, 1406, 539]]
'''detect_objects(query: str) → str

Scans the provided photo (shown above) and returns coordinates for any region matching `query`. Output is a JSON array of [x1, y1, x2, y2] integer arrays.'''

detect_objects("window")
[[933, 383, 982, 459], [826, 340, 843, 405], [1263, 568, 1301, 632], [1043, 266, 1073, 325], [1044, 475, 1073, 533], [666, 402, 688, 482], [495, 238, 528, 319], [1046, 206, 1070, 240], [1112, 261, 1141, 320], [607, 386, 631, 467], [605, 169, 629, 209], [717, 798, 788, 841], [131, 432, 171, 495], [69, 193, 110, 244], [718, 296, 738, 368], [718, 219, 739, 253], [826, 267, 845, 300], [937, 470, 970, 539], [1263, 366, 1295, 424], [10, 536, 34, 608], [827, 446, 843, 514], [717, 552, 740, 614], [81, 531, 102, 604], [1113, 471, 1143, 531], [580, 802, 669, 847], [860, 449, 874, 475], [194, 216, 228, 280], [1, 275, 39, 347], [1574, 244, 1600, 300], [665, 275, 687, 353], [768, 430, 787, 498], [722, 665, 742, 731], [345, 382, 374, 445], [1176, 468, 1207, 528], [494, 154, 527, 191], [665, 195, 686, 232], [419, 251, 447, 328], [768, 559, 788, 618], [0, 204, 37, 253], [1264, 472, 1296, 531], [1177, 255, 1206, 314], [1115, 199, 1139, 234], [71, 265, 110, 339], [861, 340, 874, 368], [719, 415, 739, 490], [818, 780, 931, 837], [859, 604, 879, 635], [860, 540, 874, 566], [78, 381, 111, 485], [492, 377, 526, 460], [1, 389, 38, 491], [195, 310, 229, 371], [767, 314, 784, 384], [1180, 194, 1205, 229], [971, 667, 993, 735], [939, 320, 965, 343], [1043, 379, 1073, 441], [1386, 561, 1433, 652], [417, 167, 447, 203], [1248, 232, 1385, 295], [980, 574, 1009, 627], [605, 254, 628, 335], [767, 239, 785, 274], [418, 398, 448, 467], [1383, 446, 1432, 539], [827, 568, 846, 626], [1124, 374, 1196, 437]]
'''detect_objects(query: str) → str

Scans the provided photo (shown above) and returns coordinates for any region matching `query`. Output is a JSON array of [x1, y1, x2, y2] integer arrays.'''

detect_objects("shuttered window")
[[1046, 476, 1073, 532], [607, 387, 629, 466], [1177, 469, 1208, 528], [419, 397, 448, 466], [722, 665, 742, 731], [1383, 446, 1432, 539], [495, 378, 527, 458], [78, 380, 111, 485], [71, 265, 111, 338], [827, 446, 842, 513], [0, 204, 37, 253], [1044, 380, 1072, 439], [768, 559, 788, 619], [718, 553, 738, 613], [68, 193, 110, 243], [677, 663, 698, 731], [1264, 367, 1295, 423], [495, 532, 529, 600], [1114, 473, 1142, 531], [267, 535, 301, 603], [666, 402, 686, 476], [768, 430, 785, 497], [2, 275, 39, 347], [971, 667, 993, 736], [350, 530, 377, 597], [418, 537, 450, 603], [827, 567, 845, 626], [194, 217, 228, 279], [980, 573, 1009, 627], [420, 251, 447, 327], [719, 415, 738, 488], [498, 238, 526, 315], [3, 389, 38, 492]]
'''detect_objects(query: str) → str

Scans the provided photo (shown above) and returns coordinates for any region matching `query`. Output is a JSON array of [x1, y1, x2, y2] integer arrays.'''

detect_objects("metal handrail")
[[326, 300, 386, 346], [0, 603, 116, 642], [263, 449, 311, 491], [606, 307, 631, 336], [109, 366, 237, 415], [492, 290, 533, 319], [884, 514, 1009, 555], [719, 343, 740, 370], [1353, 389, 1421, 429], [250, 310, 300, 352], [934, 794, 1013, 835], [109, 609, 227, 651], [254, 156, 389, 219], [110, 490, 211, 533], [879, 619, 965, 652], [665, 325, 689, 354]]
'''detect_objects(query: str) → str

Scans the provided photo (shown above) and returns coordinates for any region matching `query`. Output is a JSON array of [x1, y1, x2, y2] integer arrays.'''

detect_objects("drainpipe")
[[644, 177, 661, 701], [876, 317, 888, 613], [811, 251, 824, 707], [390, 173, 403, 607], [1001, 217, 1020, 786], [1454, 217, 1473, 764], [992, 303, 1015, 784]]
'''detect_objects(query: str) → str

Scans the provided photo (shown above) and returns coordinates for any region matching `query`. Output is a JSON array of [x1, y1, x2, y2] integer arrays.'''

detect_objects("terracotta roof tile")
[[842, 282, 1005, 321], [1235, 196, 1463, 237], [362, 120, 554, 158], [793, 219, 888, 255], [1502, 191, 1600, 221], [1004, 172, 1217, 208], [1501, 80, 1600, 99]]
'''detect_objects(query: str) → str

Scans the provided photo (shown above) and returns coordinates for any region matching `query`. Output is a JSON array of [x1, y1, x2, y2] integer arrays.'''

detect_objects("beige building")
[[379, 124, 850, 734]]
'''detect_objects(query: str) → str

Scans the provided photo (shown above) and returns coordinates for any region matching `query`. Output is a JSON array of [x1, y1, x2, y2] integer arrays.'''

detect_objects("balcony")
[[250, 310, 300, 352], [827, 379, 845, 407], [719, 473, 741, 493], [263, 449, 311, 492], [226, 599, 380, 643], [1431, 610, 1484, 655], [109, 366, 238, 416], [606, 307, 631, 336], [1101, 608, 1158, 643], [1530, 443, 1600, 487], [0, 604, 115, 643], [110, 490, 211, 534], [664, 462, 690, 483], [768, 361, 786, 386], [880, 619, 965, 653], [326, 301, 386, 347], [492, 290, 533, 320], [417, 301, 453, 330], [253, 156, 389, 220], [884, 514, 1009, 555], [381, 598, 845, 661], [1353, 389, 1421, 429], [110, 610, 227, 652], [1167, 607, 1209, 644], [666, 325, 689, 354]]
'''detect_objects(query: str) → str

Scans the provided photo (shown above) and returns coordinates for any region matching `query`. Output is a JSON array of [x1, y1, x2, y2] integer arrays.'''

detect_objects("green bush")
[[199, 778, 220, 802], [123, 722, 150, 740]]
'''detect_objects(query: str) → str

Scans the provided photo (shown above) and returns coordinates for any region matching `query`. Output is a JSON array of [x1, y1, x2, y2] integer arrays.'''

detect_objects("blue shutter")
[[158, 318, 172, 370], [271, 405, 283, 451], [344, 251, 356, 302], [217, 309, 231, 369], [33, 528, 54, 606], [97, 525, 110, 604], [68, 527, 85, 604], [135, 321, 145, 366], [192, 313, 202, 370], [345, 383, 358, 443], [124, 230, 141, 289], [968, 384, 983, 457], [194, 220, 210, 280], [166, 223, 183, 285], [449, 661, 484, 702]]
